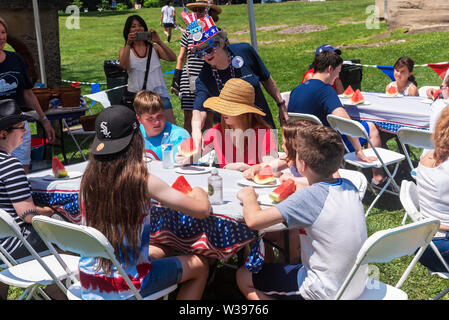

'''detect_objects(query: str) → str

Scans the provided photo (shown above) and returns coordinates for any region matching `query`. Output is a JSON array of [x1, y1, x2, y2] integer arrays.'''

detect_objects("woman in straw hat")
[[0, 16, 55, 173], [171, 0, 222, 134], [184, 15, 288, 151], [0, 99, 64, 300], [79, 105, 211, 300], [176, 78, 278, 171]]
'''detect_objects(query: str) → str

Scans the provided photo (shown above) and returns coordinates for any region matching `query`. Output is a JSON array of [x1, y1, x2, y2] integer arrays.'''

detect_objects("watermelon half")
[[350, 89, 365, 105], [269, 179, 296, 203], [342, 85, 354, 98], [386, 84, 398, 97], [52, 157, 67, 178], [178, 137, 197, 157], [171, 176, 193, 194], [253, 165, 275, 185]]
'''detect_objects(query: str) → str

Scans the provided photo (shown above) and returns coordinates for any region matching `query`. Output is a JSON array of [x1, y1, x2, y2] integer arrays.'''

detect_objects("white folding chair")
[[32, 215, 177, 300], [287, 112, 323, 125], [335, 218, 440, 300], [397, 127, 434, 180], [418, 86, 437, 98], [338, 168, 368, 200], [399, 180, 449, 299], [327, 114, 405, 217], [0, 210, 79, 300]]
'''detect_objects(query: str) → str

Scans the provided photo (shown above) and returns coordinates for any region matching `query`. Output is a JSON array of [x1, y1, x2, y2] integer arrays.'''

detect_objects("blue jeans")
[[419, 236, 449, 273], [161, 96, 173, 110]]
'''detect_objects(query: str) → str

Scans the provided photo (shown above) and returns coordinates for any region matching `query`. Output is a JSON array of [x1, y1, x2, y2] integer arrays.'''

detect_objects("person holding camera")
[[119, 15, 177, 124]]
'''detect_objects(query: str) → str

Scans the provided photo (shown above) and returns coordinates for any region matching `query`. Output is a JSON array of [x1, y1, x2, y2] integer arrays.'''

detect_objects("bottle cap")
[[211, 168, 218, 175]]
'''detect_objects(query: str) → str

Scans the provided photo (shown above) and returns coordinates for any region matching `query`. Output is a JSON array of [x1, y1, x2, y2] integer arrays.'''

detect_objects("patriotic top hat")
[[181, 11, 220, 49]]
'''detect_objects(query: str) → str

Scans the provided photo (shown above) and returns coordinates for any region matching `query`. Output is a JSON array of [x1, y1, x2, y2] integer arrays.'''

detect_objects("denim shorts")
[[11, 121, 31, 165], [128, 256, 183, 299], [340, 120, 370, 152], [161, 96, 173, 110], [252, 263, 305, 300], [419, 235, 449, 273]]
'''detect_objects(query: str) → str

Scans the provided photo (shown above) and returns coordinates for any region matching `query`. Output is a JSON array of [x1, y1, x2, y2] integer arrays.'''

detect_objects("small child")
[[386, 57, 419, 96], [236, 124, 368, 300]]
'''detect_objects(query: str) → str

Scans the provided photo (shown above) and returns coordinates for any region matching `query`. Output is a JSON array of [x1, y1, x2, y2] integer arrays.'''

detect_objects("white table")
[[342, 92, 432, 133]]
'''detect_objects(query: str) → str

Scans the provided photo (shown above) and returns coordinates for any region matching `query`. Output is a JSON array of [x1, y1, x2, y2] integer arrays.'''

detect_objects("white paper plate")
[[344, 100, 371, 106], [41, 171, 83, 181], [338, 94, 351, 99], [377, 93, 403, 98], [175, 166, 212, 175], [258, 193, 277, 206], [237, 178, 280, 188]]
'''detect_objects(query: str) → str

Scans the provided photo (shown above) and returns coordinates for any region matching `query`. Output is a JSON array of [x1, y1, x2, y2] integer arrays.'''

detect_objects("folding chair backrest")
[[397, 127, 434, 150], [287, 112, 323, 125], [399, 180, 421, 222], [281, 91, 291, 106], [327, 114, 369, 140], [0, 209, 22, 238]]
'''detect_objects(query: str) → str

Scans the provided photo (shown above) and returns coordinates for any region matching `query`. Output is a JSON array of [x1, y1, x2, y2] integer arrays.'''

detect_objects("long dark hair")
[[80, 130, 150, 273], [123, 15, 148, 45], [394, 56, 417, 86]]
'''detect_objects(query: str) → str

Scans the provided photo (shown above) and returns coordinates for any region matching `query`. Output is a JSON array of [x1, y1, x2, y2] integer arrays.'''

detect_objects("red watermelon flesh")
[[342, 85, 354, 98], [386, 84, 398, 97], [52, 157, 67, 178], [178, 137, 197, 157], [171, 176, 193, 194], [269, 179, 296, 203], [253, 165, 275, 184], [350, 89, 365, 104]]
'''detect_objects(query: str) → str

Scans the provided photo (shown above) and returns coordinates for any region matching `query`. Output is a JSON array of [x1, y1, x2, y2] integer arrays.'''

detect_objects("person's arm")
[[408, 84, 419, 97], [171, 46, 187, 94], [160, 8, 164, 26], [148, 173, 210, 219], [242, 158, 288, 180], [12, 197, 54, 223], [334, 78, 344, 95], [260, 75, 289, 125], [151, 30, 176, 61], [331, 107, 377, 163], [23, 89, 55, 144], [237, 186, 284, 230]]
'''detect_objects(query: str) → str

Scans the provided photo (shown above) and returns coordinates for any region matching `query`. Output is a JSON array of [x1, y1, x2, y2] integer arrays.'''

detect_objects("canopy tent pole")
[[32, 0, 47, 86], [247, 0, 258, 52]]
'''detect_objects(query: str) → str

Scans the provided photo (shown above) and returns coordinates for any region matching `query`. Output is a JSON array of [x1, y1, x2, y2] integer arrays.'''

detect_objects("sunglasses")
[[193, 42, 218, 58]]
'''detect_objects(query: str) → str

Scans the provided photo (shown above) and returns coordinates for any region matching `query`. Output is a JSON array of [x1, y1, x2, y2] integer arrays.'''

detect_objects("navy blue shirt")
[[287, 79, 342, 127], [0, 51, 33, 109], [193, 43, 275, 128]]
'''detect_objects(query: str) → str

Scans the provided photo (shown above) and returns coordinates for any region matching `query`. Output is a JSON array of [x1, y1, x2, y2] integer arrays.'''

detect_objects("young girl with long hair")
[[79, 105, 211, 300], [386, 56, 419, 96]]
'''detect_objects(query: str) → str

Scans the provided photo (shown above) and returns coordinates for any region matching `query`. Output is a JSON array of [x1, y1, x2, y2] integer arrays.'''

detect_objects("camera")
[[136, 31, 152, 41]]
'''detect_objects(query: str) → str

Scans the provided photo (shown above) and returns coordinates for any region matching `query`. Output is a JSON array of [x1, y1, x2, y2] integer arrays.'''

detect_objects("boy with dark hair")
[[236, 124, 368, 300], [288, 51, 386, 186]]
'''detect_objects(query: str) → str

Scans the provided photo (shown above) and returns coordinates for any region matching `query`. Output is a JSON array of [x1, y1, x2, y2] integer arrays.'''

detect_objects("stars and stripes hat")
[[182, 12, 220, 49], [91, 105, 139, 156]]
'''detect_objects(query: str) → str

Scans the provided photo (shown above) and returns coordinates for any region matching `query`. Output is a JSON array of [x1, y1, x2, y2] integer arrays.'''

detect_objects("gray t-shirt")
[[275, 178, 368, 300]]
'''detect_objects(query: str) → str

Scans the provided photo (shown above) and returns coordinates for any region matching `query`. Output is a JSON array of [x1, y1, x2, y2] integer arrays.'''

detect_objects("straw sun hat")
[[186, 0, 222, 14], [203, 78, 266, 117]]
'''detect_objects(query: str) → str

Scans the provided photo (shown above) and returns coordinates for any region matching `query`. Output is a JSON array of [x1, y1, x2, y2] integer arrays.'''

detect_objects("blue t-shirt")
[[0, 51, 33, 109], [140, 122, 190, 161], [193, 43, 275, 128], [287, 79, 342, 127]]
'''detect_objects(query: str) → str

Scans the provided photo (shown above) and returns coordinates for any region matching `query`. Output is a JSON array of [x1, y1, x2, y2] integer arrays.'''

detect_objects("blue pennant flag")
[[377, 65, 395, 81]]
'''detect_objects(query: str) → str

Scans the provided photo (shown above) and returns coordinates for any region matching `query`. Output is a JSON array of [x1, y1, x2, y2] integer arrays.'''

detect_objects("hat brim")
[[186, 2, 222, 14], [91, 131, 134, 156], [0, 114, 35, 131], [204, 96, 266, 117]]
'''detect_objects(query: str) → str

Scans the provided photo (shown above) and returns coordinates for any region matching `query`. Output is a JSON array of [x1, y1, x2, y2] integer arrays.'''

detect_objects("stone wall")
[[385, 0, 449, 30]]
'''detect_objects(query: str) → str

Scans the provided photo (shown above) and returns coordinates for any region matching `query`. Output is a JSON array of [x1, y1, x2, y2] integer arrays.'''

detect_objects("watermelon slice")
[[171, 176, 193, 194], [269, 179, 296, 203], [178, 137, 197, 157], [386, 84, 398, 97], [342, 85, 354, 98], [52, 157, 67, 178], [350, 89, 365, 105], [253, 165, 275, 185]]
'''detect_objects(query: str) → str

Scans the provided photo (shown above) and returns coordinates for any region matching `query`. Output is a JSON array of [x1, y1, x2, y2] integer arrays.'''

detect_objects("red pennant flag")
[[428, 63, 449, 80]]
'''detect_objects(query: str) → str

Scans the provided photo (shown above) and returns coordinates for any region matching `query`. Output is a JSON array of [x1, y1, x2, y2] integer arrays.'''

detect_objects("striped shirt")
[[0, 150, 32, 254], [179, 32, 205, 110]]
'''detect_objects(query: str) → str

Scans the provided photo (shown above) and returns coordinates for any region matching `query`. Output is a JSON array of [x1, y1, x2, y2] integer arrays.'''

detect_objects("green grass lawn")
[[6, 0, 449, 300]]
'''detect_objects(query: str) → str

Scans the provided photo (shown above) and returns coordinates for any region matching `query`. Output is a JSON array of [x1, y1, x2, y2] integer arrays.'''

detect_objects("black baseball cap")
[[91, 105, 139, 156], [0, 99, 34, 130]]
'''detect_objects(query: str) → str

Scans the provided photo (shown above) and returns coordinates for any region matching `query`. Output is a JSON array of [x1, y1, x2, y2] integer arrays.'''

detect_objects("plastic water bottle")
[[208, 168, 223, 205], [161, 132, 173, 169]]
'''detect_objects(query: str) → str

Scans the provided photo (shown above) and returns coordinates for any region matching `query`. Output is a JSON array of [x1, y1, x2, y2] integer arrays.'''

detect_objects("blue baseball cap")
[[315, 44, 342, 56]]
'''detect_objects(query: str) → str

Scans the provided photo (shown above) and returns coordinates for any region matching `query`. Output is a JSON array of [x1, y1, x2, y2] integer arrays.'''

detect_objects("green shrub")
[[116, 2, 129, 10], [143, 0, 163, 8], [71, 0, 84, 9]]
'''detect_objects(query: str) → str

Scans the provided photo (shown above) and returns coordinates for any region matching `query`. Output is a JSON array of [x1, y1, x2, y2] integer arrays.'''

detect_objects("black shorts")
[[163, 23, 175, 28]]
